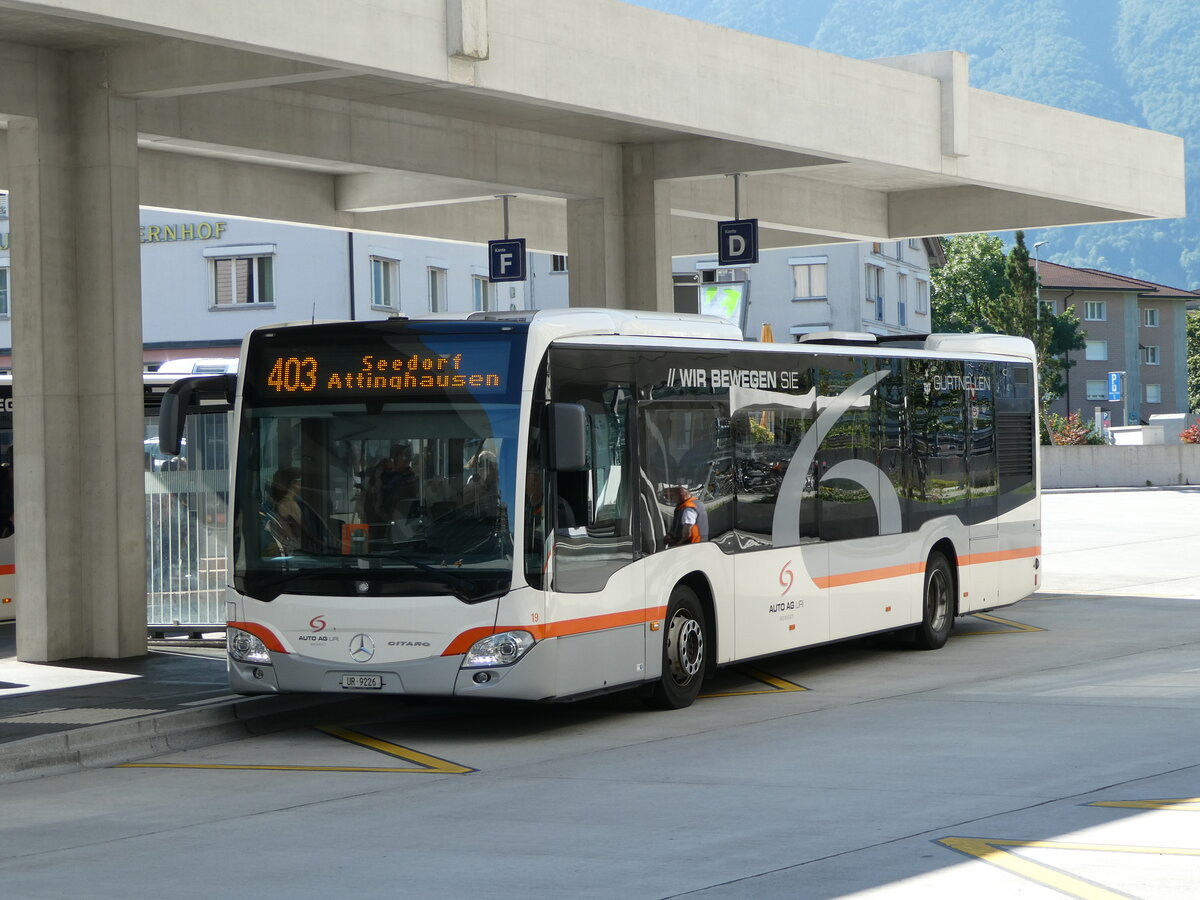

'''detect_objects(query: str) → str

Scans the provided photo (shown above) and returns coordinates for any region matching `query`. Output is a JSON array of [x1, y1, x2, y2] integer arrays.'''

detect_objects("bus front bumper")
[[228, 637, 559, 701]]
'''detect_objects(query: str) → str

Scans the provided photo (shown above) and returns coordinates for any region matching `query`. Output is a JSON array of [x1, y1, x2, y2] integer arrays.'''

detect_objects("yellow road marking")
[[957, 612, 1045, 635], [118, 726, 474, 775], [939, 836, 1200, 899], [1090, 797, 1200, 812], [317, 725, 474, 773], [701, 665, 808, 698]]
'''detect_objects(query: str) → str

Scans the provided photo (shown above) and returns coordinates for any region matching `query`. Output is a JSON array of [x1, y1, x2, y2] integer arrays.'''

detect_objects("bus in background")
[[160, 309, 1041, 708], [0, 365, 235, 628], [0, 378, 11, 622]]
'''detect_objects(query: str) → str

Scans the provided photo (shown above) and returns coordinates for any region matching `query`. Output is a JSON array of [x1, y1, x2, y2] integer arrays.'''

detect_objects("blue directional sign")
[[488, 238, 527, 282], [1108, 371, 1122, 402], [717, 218, 759, 266]]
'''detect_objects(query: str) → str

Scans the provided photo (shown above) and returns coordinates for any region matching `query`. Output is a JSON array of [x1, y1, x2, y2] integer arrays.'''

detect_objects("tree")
[[952, 231, 1086, 403], [930, 234, 1007, 333], [1188, 310, 1200, 413]]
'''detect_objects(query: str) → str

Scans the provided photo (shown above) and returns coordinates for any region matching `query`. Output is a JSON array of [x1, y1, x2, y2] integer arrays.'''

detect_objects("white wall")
[[1042, 445, 1200, 488]]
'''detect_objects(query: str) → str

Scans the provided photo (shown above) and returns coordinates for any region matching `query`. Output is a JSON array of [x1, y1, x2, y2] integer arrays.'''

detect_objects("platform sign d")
[[717, 218, 759, 266], [489, 238, 527, 282]]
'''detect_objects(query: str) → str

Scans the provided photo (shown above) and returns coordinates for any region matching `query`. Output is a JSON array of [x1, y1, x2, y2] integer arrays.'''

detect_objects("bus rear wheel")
[[646, 585, 707, 709], [911, 552, 953, 650]]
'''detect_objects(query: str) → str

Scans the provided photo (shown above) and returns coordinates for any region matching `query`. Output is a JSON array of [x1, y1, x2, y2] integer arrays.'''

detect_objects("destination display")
[[248, 331, 517, 402]]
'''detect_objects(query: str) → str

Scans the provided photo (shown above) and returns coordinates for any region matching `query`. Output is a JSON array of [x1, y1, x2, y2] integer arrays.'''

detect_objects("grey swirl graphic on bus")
[[764, 369, 898, 546]]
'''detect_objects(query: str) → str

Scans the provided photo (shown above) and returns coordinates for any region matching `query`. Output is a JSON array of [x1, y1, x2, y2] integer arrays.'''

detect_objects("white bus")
[[161, 309, 1041, 708], [0, 367, 236, 628]]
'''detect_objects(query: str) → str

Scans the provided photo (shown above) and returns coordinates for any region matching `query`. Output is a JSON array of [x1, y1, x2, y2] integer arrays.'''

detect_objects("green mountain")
[[623, 0, 1200, 289]]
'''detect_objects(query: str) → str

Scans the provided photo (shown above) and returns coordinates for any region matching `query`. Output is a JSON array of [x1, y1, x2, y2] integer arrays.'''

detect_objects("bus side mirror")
[[158, 389, 188, 457], [549, 402, 587, 472], [159, 374, 237, 456]]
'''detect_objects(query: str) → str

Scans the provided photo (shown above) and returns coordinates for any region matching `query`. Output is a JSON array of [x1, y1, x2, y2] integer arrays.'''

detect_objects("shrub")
[[1181, 423, 1200, 444], [1043, 411, 1105, 445]]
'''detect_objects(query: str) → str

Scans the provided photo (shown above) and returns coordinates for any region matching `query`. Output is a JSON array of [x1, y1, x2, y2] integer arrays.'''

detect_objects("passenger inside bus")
[[664, 484, 708, 546], [262, 466, 302, 556], [463, 449, 500, 516]]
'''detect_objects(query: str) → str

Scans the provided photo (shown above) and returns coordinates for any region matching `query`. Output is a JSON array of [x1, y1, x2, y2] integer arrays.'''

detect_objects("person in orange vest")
[[665, 484, 706, 546]]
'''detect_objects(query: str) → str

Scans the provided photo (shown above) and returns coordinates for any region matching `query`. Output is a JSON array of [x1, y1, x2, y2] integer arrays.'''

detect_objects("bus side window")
[[552, 387, 635, 593], [0, 455, 11, 538]]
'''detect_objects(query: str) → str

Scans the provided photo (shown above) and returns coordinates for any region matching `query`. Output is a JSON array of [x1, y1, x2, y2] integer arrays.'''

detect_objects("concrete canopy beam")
[[650, 137, 845, 181], [889, 185, 1150, 237], [337, 173, 531, 213], [137, 89, 608, 199], [669, 175, 889, 242], [0, 0, 1186, 230], [0, 42, 39, 118], [107, 39, 355, 98], [139, 148, 566, 251], [956, 89, 1186, 220]]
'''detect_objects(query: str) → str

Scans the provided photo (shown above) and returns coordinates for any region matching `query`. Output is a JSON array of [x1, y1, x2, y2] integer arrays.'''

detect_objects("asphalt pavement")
[[0, 625, 342, 783]]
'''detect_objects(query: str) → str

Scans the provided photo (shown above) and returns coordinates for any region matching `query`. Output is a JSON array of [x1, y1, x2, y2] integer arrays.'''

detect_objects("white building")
[[0, 208, 575, 369], [674, 238, 943, 341], [0, 203, 941, 365]]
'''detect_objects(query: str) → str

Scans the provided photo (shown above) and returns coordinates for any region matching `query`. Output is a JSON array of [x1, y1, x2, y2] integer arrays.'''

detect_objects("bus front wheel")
[[911, 552, 953, 650], [646, 585, 707, 709]]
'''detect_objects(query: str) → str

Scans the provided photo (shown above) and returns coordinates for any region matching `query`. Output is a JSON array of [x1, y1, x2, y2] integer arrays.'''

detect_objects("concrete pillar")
[[9, 49, 145, 661], [621, 144, 674, 313], [565, 144, 673, 311]]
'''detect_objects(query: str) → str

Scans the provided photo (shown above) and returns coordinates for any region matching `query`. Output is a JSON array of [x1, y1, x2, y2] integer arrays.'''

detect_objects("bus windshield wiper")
[[372, 549, 478, 600]]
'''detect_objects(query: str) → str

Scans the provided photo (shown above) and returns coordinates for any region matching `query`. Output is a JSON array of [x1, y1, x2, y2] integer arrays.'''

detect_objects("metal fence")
[[144, 411, 230, 630]]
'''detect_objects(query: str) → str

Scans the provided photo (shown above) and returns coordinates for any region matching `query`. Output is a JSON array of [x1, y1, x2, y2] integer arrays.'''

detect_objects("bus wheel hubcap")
[[928, 568, 949, 630], [668, 613, 703, 682]]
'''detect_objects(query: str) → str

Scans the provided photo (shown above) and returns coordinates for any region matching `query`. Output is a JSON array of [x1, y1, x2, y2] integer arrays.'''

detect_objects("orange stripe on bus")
[[962, 545, 1041, 566], [0, 564, 13, 576], [227, 620, 288, 654], [813, 562, 925, 589], [811, 545, 1040, 589], [441, 606, 670, 657]]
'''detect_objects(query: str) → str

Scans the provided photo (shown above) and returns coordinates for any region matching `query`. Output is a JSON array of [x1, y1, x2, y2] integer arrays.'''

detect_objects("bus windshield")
[[233, 323, 526, 603]]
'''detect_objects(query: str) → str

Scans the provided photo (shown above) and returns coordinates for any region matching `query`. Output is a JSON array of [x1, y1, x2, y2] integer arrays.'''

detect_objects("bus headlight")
[[228, 627, 272, 665], [463, 631, 535, 668]]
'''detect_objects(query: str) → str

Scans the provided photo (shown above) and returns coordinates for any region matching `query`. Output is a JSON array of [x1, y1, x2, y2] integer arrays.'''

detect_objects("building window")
[[1146, 383, 1162, 404], [1144, 345, 1160, 365], [871, 242, 882, 255], [0, 267, 8, 316], [370, 256, 399, 309], [428, 267, 447, 312], [1084, 301, 1106, 321], [209, 251, 274, 307], [472, 275, 491, 312], [894, 241, 904, 260], [791, 260, 827, 299], [916, 279, 929, 314], [1040, 299, 1056, 317], [1084, 340, 1108, 361], [699, 266, 739, 283], [551, 254, 568, 273], [908, 238, 920, 250], [1144, 308, 1159, 327], [865, 264, 884, 321], [1086, 380, 1107, 401], [897, 273, 908, 326], [0, 192, 7, 218]]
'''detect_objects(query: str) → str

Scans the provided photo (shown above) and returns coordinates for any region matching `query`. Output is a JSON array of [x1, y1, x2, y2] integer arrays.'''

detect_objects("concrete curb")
[[0, 694, 346, 785]]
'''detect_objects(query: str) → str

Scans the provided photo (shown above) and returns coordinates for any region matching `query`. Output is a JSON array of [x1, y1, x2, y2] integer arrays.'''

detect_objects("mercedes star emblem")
[[349, 633, 375, 663]]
